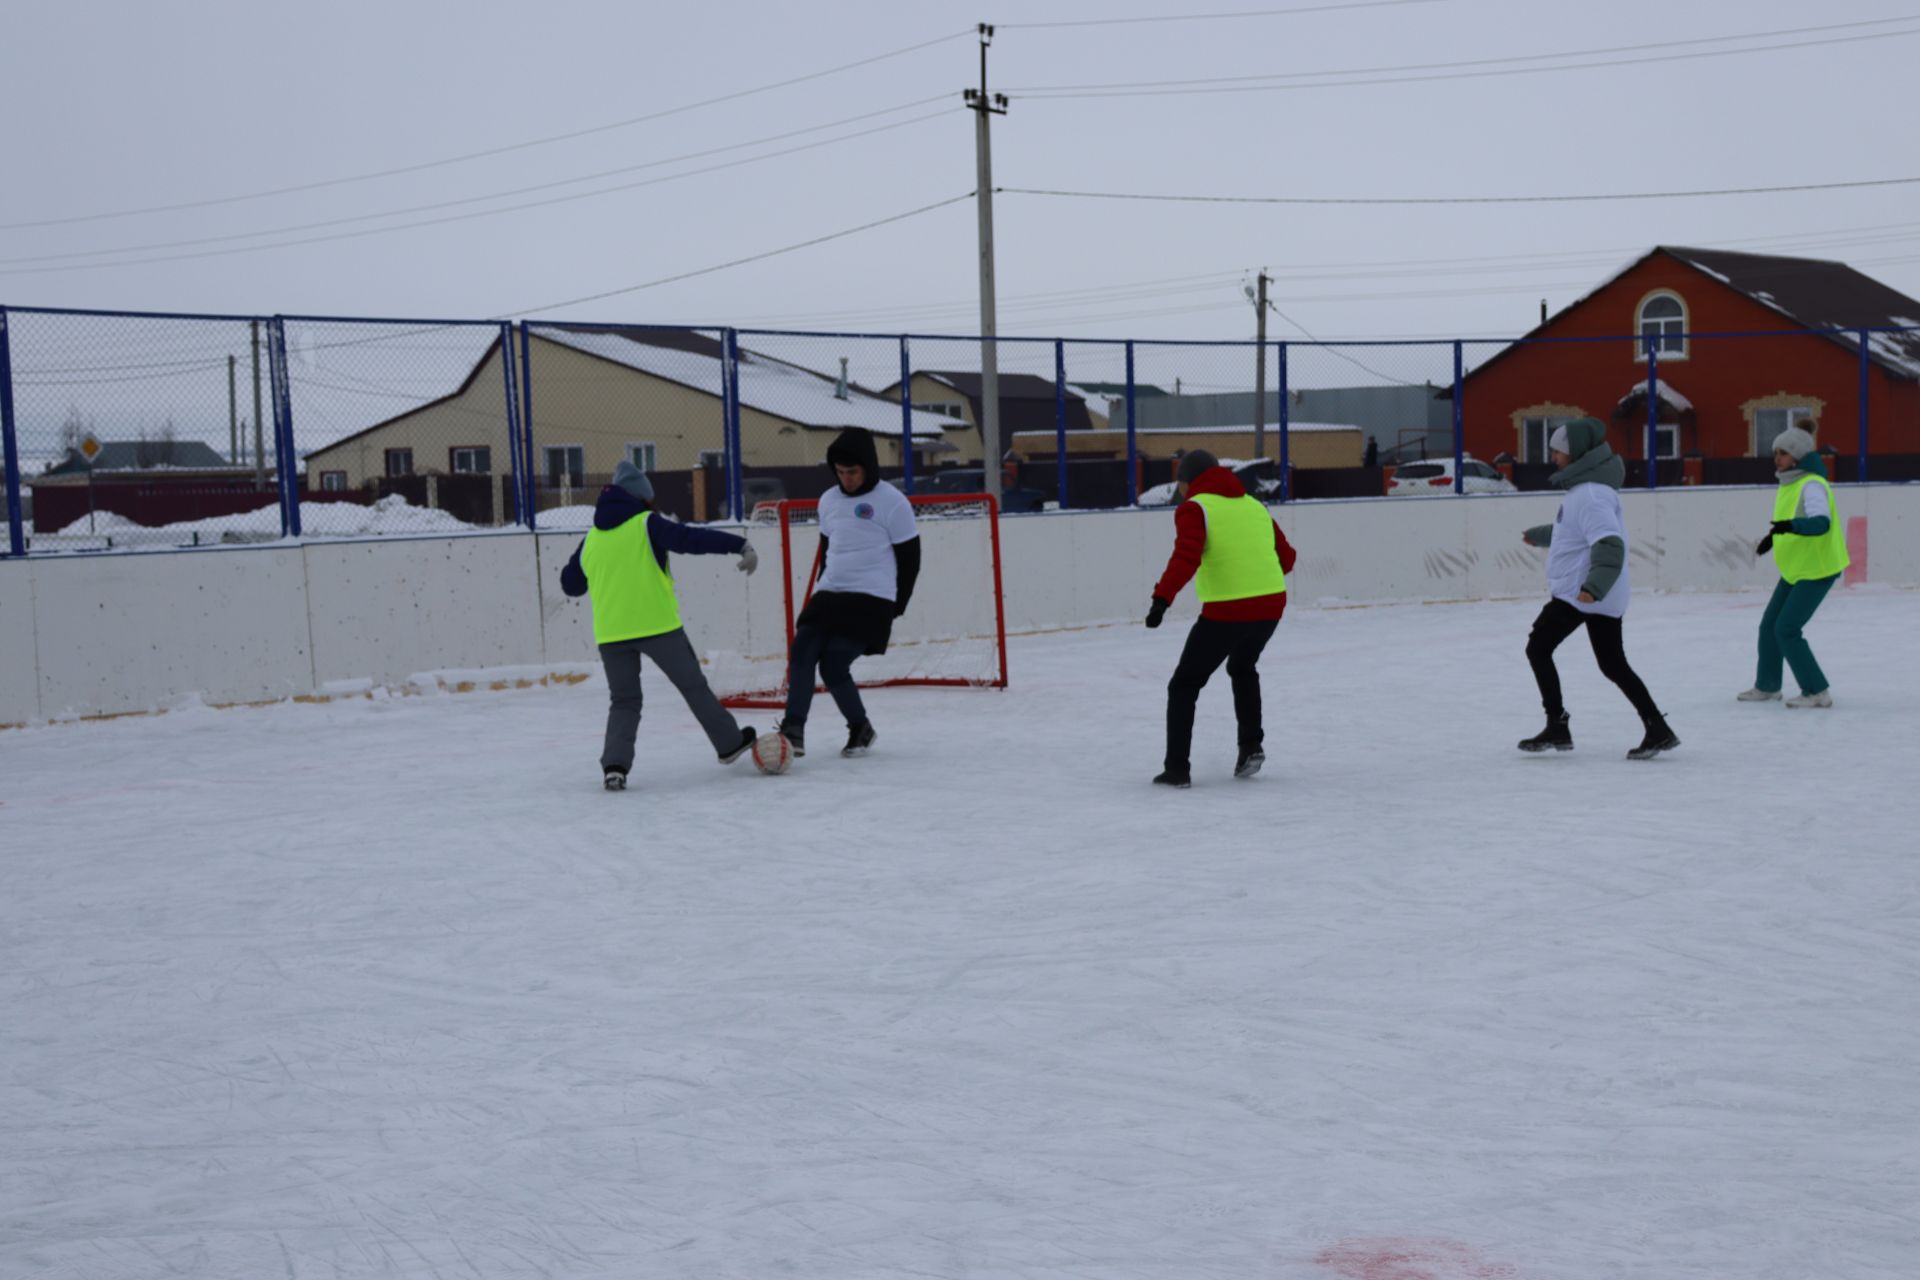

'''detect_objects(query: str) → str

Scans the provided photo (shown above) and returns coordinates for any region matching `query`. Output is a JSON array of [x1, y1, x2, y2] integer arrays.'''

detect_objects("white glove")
[[737, 544, 759, 575]]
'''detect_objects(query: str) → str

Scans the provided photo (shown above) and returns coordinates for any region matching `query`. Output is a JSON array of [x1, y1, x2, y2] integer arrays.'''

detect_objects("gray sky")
[[5, 0, 1919, 350]]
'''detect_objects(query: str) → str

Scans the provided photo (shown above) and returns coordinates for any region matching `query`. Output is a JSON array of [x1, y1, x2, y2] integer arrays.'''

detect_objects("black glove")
[[892, 599, 908, 619], [1756, 534, 1774, 556], [1769, 520, 1795, 536], [1145, 597, 1169, 629]]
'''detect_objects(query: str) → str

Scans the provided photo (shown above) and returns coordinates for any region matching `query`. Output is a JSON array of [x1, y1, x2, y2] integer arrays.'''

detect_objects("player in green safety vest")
[[560, 460, 762, 790], [1144, 450, 1296, 789], [1738, 425, 1850, 709]]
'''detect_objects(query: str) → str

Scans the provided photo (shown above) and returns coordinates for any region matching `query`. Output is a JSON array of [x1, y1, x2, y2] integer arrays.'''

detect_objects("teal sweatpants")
[[1755, 573, 1838, 696]]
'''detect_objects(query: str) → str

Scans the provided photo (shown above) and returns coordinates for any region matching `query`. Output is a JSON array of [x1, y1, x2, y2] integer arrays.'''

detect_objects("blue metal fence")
[[2, 302, 1916, 557]]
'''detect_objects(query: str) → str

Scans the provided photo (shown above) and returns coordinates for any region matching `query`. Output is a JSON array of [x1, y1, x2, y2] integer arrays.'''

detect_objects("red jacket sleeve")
[[1275, 523, 1298, 574], [1153, 501, 1207, 602]]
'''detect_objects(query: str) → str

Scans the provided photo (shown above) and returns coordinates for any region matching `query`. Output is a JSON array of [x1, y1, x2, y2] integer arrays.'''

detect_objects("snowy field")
[[3, 588, 1917, 1280]]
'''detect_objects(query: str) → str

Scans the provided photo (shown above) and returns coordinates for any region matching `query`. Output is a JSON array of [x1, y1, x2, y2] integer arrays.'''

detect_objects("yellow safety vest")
[[579, 517, 683, 644], [1191, 492, 1287, 602], [1771, 476, 1850, 584]]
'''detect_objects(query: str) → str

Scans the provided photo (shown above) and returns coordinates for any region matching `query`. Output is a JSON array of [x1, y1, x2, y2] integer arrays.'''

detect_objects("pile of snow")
[[54, 494, 473, 540]]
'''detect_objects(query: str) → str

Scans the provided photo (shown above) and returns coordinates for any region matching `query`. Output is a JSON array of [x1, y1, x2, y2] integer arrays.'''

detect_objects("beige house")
[[1011, 421, 1365, 469], [305, 326, 966, 495]]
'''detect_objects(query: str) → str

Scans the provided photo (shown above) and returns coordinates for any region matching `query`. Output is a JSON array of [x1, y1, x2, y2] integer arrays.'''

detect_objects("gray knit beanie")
[[611, 459, 654, 502], [1772, 425, 1816, 461], [1175, 449, 1218, 484]]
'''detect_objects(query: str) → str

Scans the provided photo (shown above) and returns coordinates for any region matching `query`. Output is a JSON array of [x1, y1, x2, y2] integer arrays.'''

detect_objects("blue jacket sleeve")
[[560, 540, 588, 597], [646, 513, 747, 565]]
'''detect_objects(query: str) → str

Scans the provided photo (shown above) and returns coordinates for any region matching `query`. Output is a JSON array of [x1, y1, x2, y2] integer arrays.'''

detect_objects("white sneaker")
[[1785, 690, 1833, 709], [1736, 688, 1782, 702]]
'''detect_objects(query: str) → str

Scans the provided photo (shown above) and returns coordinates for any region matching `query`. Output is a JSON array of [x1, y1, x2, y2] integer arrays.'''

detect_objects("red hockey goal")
[[717, 492, 1008, 709]]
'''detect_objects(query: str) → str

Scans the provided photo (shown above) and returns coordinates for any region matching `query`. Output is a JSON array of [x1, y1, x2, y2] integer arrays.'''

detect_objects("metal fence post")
[[518, 324, 538, 531], [1124, 340, 1138, 506], [1858, 327, 1872, 484], [899, 335, 914, 494], [1277, 342, 1290, 504], [724, 329, 744, 522], [1054, 339, 1069, 510], [497, 322, 524, 528], [1451, 341, 1464, 494], [0, 308, 23, 556], [1645, 343, 1659, 491], [269, 317, 301, 536]]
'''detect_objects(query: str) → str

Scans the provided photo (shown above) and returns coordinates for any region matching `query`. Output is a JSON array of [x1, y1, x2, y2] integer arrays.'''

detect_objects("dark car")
[[918, 468, 1048, 513]]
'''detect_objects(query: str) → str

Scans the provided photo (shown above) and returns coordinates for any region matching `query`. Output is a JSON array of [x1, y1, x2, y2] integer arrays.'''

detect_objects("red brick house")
[[1460, 247, 1920, 474]]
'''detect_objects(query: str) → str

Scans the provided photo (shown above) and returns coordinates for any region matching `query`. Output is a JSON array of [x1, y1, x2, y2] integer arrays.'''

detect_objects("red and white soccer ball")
[[751, 731, 793, 775]]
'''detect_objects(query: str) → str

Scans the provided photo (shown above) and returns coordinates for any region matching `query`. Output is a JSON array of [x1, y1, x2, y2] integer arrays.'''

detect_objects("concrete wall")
[[4, 485, 1916, 726]]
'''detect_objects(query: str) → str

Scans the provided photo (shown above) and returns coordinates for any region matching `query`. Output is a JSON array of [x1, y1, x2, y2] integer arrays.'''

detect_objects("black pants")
[[782, 623, 869, 729], [1525, 599, 1660, 721], [1165, 616, 1279, 773]]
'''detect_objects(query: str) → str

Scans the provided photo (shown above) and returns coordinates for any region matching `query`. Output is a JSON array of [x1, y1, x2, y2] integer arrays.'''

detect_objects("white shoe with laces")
[[1785, 690, 1833, 709], [1736, 688, 1782, 702]]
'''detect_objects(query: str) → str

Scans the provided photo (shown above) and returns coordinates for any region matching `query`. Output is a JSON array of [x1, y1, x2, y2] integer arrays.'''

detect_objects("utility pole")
[[227, 355, 238, 464], [1249, 270, 1272, 462], [964, 23, 1007, 497], [250, 320, 265, 492]]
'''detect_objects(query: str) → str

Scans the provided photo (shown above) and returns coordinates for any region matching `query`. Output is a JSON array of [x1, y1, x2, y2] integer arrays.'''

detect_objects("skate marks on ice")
[[1316, 1236, 1520, 1280]]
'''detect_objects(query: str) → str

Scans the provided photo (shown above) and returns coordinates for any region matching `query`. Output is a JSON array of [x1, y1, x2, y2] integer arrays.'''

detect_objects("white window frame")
[[1635, 292, 1688, 362], [543, 444, 584, 487], [318, 470, 348, 492], [450, 445, 491, 474], [626, 442, 657, 472], [1751, 406, 1815, 458], [1520, 415, 1578, 463], [698, 448, 728, 469], [1651, 423, 1680, 461]]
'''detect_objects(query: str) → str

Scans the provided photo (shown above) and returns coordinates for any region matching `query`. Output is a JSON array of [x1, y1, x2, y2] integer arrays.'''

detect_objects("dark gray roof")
[[42, 440, 234, 476], [1663, 246, 1920, 378]]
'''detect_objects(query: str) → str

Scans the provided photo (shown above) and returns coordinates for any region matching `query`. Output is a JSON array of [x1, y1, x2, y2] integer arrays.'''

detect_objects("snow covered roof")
[[1012, 421, 1361, 438], [1615, 378, 1694, 414], [541, 328, 966, 437]]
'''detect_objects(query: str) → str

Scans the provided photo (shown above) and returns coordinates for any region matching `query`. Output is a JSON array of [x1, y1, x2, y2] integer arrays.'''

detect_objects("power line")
[[0, 113, 952, 276], [1006, 14, 1920, 93], [1001, 175, 1920, 207], [0, 99, 953, 268], [1011, 24, 1920, 99], [515, 193, 976, 316], [0, 29, 975, 232], [999, 0, 1440, 29]]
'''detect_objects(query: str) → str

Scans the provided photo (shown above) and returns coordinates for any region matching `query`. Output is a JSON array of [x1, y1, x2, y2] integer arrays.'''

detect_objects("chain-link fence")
[[5, 304, 1918, 557]]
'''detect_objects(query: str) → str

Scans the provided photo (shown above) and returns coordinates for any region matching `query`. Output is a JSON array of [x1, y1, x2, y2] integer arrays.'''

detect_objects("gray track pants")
[[599, 628, 740, 773]]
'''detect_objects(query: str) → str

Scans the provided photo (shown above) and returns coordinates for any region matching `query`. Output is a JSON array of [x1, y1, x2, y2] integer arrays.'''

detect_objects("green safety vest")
[[1771, 476, 1850, 583], [1191, 492, 1287, 602], [579, 517, 683, 644]]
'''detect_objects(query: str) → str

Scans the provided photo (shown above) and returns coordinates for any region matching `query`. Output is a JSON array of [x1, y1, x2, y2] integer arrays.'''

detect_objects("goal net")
[[714, 493, 1008, 709]]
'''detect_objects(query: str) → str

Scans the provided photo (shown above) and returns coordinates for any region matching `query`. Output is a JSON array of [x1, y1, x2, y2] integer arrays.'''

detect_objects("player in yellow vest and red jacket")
[[559, 460, 761, 790], [1145, 450, 1297, 788], [1739, 425, 1850, 708]]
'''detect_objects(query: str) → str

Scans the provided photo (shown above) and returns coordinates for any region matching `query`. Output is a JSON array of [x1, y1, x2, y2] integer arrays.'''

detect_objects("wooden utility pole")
[[1251, 271, 1272, 461], [964, 24, 1008, 495]]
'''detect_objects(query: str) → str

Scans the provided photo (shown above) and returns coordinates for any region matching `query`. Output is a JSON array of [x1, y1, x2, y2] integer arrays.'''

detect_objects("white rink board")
[[303, 535, 544, 688], [29, 546, 312, 718], [0, 561, 40, 725], [6, 484, 1919, 721]]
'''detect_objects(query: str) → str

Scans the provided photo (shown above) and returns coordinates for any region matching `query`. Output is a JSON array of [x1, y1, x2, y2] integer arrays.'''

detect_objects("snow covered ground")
[[3, 588, 1917, 1280]]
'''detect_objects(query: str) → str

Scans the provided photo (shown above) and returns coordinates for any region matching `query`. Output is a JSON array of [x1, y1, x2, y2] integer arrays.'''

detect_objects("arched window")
[[1636, 292, 1687, 359]]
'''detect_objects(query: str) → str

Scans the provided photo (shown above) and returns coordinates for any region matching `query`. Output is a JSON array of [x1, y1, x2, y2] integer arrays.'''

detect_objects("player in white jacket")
[[1516, 418, 1678, 760]]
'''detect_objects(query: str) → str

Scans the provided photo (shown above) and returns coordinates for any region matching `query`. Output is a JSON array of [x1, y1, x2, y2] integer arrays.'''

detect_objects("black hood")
[[592, 483, 651, 531], [826, 427, 881, 495]]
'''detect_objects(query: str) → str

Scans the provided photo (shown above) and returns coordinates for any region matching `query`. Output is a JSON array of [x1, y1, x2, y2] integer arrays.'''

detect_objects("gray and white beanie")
[[1772, 425, 1816, 461]]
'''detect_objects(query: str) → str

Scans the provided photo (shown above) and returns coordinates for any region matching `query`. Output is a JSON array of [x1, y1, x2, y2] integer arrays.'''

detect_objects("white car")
[[1386, 456, 1518, 496]]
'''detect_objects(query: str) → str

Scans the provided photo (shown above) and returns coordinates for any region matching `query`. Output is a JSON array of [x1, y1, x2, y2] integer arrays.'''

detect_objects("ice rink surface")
[[4, 588, 1917, 1279]]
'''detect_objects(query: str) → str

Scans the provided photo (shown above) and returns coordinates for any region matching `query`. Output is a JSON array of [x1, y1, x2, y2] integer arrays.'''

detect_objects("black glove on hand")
[[1756, 533, 1774, 556], [892, 600, 908, 619], [1769, 520, 1795, 536], [1145, 597, 1169, 629]]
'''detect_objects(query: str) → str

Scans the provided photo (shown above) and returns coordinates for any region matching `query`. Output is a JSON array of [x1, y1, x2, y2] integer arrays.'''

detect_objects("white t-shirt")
[[814, 480, 918, 601], [1546, 482, 1631, 618]]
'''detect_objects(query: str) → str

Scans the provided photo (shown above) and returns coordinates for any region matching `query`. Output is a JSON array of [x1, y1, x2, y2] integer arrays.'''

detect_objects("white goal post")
[[714, 492, 1009, 709]]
